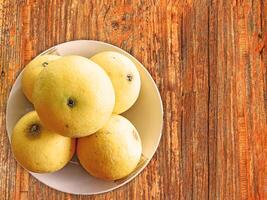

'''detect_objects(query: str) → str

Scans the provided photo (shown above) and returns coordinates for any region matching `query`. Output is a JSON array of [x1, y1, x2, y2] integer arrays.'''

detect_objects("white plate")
[[6, 40, 163, 195]]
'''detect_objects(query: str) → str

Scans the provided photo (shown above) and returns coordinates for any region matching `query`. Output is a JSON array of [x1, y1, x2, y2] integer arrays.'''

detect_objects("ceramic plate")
[[6, 40, 163, 195]]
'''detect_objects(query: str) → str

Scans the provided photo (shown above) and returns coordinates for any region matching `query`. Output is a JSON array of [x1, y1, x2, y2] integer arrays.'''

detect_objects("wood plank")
[[0, 0, 266, 199]]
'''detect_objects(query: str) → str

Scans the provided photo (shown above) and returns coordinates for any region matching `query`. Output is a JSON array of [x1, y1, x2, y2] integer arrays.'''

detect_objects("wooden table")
[[0, 1, 266, 199]]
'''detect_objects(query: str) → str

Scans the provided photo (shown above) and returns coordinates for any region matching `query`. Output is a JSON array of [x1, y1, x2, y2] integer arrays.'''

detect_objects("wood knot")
[[111, 21, 119, 30]]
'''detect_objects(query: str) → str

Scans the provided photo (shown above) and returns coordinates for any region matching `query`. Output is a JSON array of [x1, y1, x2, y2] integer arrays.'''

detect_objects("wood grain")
[[0, 0, 266, 199]]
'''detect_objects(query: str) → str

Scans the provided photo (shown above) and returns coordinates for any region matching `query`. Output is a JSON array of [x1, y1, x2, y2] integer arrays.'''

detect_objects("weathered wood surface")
[[0, 0, 266, 199]]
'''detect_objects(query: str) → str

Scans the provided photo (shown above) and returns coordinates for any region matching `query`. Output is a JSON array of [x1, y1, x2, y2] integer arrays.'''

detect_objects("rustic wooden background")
[[0, 0, 266, 199]]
